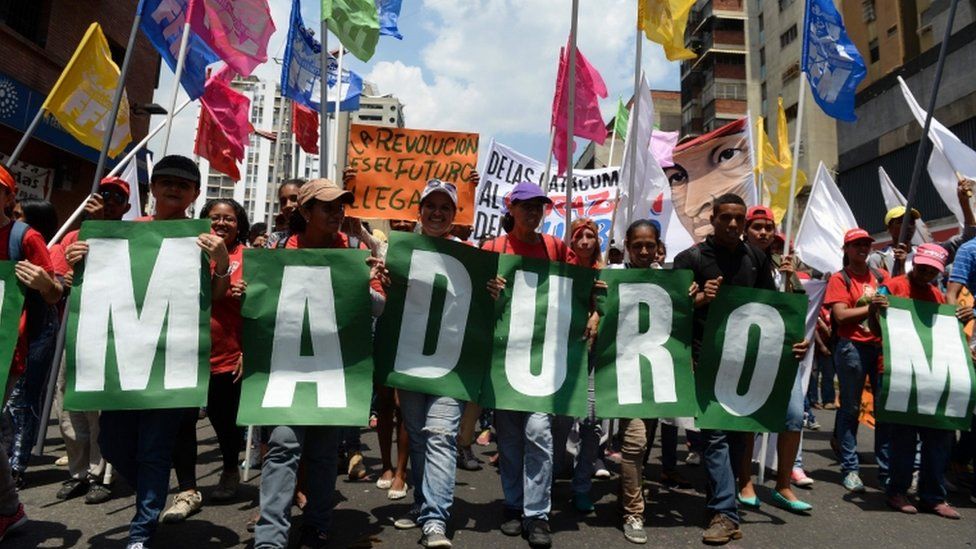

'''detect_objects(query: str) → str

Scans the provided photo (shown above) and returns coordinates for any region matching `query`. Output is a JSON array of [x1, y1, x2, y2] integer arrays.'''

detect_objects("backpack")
[[7, 220, 27, 261], [8, 221, 54, 338]]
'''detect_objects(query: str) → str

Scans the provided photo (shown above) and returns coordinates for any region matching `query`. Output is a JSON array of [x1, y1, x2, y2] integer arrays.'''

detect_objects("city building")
[[0, 0, 160, 221], [680, 0, 749, 138], [576, 90, 681, 169], [836, 1, 976, 241]]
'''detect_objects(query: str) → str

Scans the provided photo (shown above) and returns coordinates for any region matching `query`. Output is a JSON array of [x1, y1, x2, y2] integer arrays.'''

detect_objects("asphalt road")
[[7, 409, 976, 548]]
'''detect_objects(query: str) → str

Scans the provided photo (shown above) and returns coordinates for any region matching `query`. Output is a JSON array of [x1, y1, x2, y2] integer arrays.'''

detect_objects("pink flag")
[[189, 0, 276, 76], [650, 130, 679, 168], [551, 42, 608, 175], [194, 67, 251, 180]]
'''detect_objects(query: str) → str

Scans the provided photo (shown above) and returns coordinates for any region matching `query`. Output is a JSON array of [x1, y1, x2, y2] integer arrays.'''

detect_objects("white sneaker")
[[161, 490, 203, 523], [685, 452, 701, 466]]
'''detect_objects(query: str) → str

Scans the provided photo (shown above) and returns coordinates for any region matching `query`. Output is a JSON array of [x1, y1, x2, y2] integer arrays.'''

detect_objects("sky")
[[147, 0, 681, 166]]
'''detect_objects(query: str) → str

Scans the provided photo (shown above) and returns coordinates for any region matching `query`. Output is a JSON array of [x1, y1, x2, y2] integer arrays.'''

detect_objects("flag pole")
[[626, 27, 643, 226], [564, 0, 579, 246], [89, 0, 145, 195], [7, 110, 46, 165], [320, 20, 330, 180], [541, 127, 555, 189], [781, 73, 806, 261], [607, 131, 617, 168], [895, 0, 960, 274], [331, 47, 344, 180], [162, 0, 194, 155]]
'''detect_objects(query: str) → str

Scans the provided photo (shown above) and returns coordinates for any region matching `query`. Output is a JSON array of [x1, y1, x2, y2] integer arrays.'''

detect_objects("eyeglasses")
[[426, 179, 456, 191], [99, 190, 128, 205]]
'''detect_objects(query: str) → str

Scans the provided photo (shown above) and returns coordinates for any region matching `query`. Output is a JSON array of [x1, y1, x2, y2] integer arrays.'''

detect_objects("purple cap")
[[504, 182, 552, 210]]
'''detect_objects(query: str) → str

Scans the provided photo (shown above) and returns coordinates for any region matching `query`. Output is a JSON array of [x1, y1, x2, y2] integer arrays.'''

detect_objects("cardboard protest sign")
[[374, 232, 498, 401], [878, 297, 976, 431], [593, 268, 697, 419], [474, 140, 619, 247], [0, 263, 25, 394], [237, 249, 374, 426], [479, 255, 596, 416], [346, 124, 479, 224], [65, 220, 212, 411], [695, 286, 805, 432]]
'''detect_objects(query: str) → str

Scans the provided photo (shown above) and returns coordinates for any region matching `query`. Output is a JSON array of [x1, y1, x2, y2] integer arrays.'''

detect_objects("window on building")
[[778, 0, 795, 11], [0, 0, 50, 47], [887, 25, 898, 37], [785, 102, 798, 121], [862, 0, 876, 22], [869, 38, 879, 63], [759, 47, 766, 79], [758, 13, 764, 43], [781, 61, 800, 84], [780, 25, 797, 49], [760, 82, 767, 116]]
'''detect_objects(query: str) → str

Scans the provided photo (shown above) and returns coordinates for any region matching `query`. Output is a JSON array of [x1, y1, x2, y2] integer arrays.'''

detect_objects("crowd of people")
[[0, 156, 973, 549]]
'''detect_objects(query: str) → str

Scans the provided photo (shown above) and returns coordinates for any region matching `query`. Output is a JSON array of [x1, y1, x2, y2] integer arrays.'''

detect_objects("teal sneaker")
[[842, 471, 866, 493]]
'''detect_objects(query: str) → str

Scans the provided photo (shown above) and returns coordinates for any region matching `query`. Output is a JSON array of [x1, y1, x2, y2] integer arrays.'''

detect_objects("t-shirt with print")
[[0, 222, 55, 376], [209, 243, 244, 374], [824, 267, 890, 344]]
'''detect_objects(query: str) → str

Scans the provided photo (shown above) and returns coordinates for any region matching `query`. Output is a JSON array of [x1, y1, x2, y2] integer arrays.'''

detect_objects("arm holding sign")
[[198, 233, 231, 299], [693, 276, 722, 308], [15, 229, 62, 304]]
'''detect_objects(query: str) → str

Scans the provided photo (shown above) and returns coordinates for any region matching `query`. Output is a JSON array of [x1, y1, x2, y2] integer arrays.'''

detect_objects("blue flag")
[[141, 0, 219, 100], [377, 0, 404, 40], [282, 0, 363, 113], [801, 0, 867, 122]]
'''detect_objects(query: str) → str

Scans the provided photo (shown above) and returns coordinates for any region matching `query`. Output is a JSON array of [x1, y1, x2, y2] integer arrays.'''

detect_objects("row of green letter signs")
[[57, 222, 976, 432]]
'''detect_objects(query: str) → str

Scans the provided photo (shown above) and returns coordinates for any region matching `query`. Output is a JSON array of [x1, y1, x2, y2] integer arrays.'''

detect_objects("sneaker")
[[161, 490, 203, 523], [457, 446, 482, 471], [500, 509, 522, 536], [475, 429, 492, 446], [804, 419, 821, 431], [54, 455, 69, 467], [0, 503, 26, 542], [394, 506, 422, 530], [919, 501, 961, 519], [85, 482, 112, 505], [211, 470, 240, 502], [842, 472, 866, 493], [660, 469, 692, 489], [347, 451, 367, 481], [593, 457, 611, 479], [125, 543, 145, 549], [421, 523, 452, 548], [298, 525, 328, 549], [702, 513, 742, 545], [886, 494, 917, 514], [622, 515, 647, 544], [907, 470, 919, 497], [572, 491, 594, 513], [524, 518, 551, 548], [685, 452, 701, 466], [790, 468, 815, 488], [56, 478, 89, 500]]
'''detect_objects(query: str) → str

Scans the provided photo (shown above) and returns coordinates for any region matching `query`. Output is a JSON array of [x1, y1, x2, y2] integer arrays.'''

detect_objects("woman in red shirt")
[[824, 228, 891, 494]]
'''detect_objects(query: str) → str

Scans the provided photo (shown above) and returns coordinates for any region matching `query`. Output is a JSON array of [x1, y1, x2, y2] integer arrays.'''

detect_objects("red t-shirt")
[[482, 233, 569, 263], [0, 222, 55, 376], [825, 267, 890, 344], [882, 274, 946, 304], [209, 243, 244, 375], [50, 229, 80, 277]]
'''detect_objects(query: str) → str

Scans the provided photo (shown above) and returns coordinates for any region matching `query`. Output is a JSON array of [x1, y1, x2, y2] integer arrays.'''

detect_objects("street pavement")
[[7, 409, 976, 548]]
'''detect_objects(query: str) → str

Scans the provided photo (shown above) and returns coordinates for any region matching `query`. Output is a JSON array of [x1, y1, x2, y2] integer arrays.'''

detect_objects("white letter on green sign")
[[616, 283, 677, 405], [716, 303, 784, 417], [504, 271, 572, 396]]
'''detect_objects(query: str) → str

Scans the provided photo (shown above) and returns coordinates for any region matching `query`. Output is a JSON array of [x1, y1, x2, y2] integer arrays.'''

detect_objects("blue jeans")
[[816, 353, 836, 405], [703, 429, 740, 524], [399, 390, 463, 531], [495, 410, 552, 523], [256, 426, 339, 548], [551, 415, 599, 495], [833, 339, 890, 478], [888, 424, 953, 505], [99, 408, 186, 545]]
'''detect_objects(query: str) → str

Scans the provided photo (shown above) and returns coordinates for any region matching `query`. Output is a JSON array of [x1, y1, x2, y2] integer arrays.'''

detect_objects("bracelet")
[[214, 265, 232, 278]]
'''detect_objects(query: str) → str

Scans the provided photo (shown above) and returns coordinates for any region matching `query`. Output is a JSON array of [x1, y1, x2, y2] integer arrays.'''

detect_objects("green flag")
[[0, 262, 25, 394], [878, 296, 976, 431], [374, 232, 498, 401], [322, 0, 380, 62], [613, 98, 629, 140], [593, 268, 697, 419], [479, 255, 596, 416], [695, 286, 806, 432], [65, 220, 212, 411], [237, 248, 374, 426]]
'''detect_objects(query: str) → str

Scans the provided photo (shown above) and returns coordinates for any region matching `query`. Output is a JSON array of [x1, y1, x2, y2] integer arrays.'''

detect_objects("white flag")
[[898, 76, 975, 225], [120, 158, 143, 221], [795, 162, 857, 274], [878, 166, 931, 245]]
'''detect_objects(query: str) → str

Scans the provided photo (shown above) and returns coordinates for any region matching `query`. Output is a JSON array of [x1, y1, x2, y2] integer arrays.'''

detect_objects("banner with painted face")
[[878, 297, 976, 431], [473, 140, 619, 248], [479, 255, 596, 416], [593, 268, 698, 418], [237, 249, 374, 425], [695, 285, 806, 432], [374, 232, 498, 401], [65, 220, 212, 411], [0, 263, 25, 394]]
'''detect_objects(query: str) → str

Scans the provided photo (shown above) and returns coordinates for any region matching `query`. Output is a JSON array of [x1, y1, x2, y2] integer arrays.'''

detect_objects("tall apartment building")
[[576, 90, 682, 169], [745, 0, 838, 179], [680, 0, 749, 138]]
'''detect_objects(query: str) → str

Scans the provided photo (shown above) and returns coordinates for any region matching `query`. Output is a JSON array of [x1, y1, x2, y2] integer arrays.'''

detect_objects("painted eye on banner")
[[666, 166, 688, 187], [711, 147, 746, 170]]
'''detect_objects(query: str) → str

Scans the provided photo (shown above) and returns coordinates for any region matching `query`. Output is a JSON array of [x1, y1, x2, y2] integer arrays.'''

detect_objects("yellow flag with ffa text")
[[757, 98, 806, 224], [41, 23, 131, 157], [638, 0, 697, 61]]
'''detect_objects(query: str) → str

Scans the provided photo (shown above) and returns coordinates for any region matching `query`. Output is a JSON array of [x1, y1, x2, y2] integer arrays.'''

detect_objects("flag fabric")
[[325, 53, 364, 113], [878, 167, 932, 245], [637, 0, 697, 61], [119, 158, 143, 221], [801, 0, 867, 121], [756, 99, 807, 224], [613, 98, 629, 140], [650, 129, 679, 169], [794, 162, 857, 274], [898, 76, 976, 226], [195, 106, 240, 180], [551, 43, 609, 176], [41, 23, 132, 158], [611, 75, 669, 248], [141, 0, 220, 100], [194, 69, 251, 180], [189, 0, 276, 76], [377, 0, 403, 40], [293, 101, 320, 154], [322, 0, 381, 62]]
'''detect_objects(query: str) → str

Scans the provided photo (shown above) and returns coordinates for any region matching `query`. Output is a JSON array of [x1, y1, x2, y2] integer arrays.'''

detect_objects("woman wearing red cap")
[[824, 228, 891, 494]]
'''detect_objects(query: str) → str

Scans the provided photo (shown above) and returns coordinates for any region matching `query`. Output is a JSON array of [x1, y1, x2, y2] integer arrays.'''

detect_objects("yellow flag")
[[41, 23, 131, 157], [638, 0, 697, 62], [757, 99, 807, 224]]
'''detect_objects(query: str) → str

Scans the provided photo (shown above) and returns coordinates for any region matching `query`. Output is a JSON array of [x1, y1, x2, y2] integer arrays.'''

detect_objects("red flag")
[[194, 67, 251, 180], [292, 101, 319, 154], [195, 105, 241, 180], [551, 41, 609, 175], [189, 0, 275, 76]]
